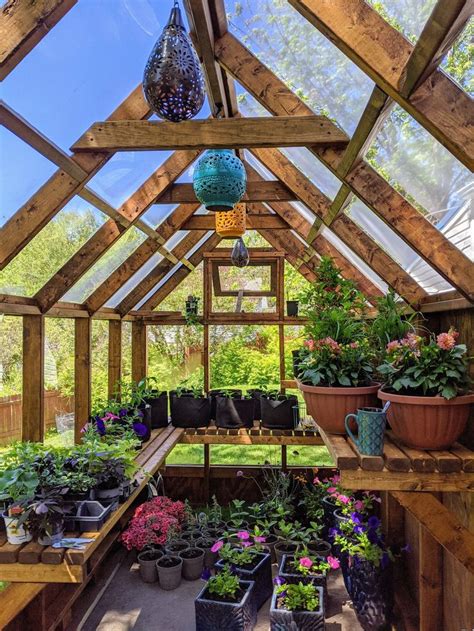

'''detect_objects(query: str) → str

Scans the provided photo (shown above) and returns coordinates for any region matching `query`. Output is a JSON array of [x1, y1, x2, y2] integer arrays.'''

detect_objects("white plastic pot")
[[2, 512, 32, 545]]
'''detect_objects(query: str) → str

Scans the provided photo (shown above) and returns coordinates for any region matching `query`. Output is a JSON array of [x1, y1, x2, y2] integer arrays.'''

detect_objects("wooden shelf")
[[318, 428, 474, 492], [179, 424, 324, 446]]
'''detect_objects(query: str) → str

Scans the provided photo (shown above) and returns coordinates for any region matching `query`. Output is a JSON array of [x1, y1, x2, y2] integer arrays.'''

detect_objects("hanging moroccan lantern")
[[193, 149, 247, 211], [231, 238, 250, 268], [143, 1, 205, 122], [216, 203, 246, 238]]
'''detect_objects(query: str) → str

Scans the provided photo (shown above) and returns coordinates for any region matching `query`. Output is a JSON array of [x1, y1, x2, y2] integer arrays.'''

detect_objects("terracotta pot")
[[296, 380, 380, 434], [378, 389, 474, 450]]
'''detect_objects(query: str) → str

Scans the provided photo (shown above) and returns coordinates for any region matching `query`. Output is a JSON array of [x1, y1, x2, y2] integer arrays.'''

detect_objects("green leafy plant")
[[370, 290, 418, 359], [275, 581, 320, 612], [0, 467, 39, 504], [218, 542, 258, 567], [207, 565, 240, 601]]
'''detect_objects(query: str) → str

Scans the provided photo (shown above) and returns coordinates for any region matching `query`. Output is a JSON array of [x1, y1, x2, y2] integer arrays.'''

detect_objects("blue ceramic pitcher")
[[345, 407, 386, 456]]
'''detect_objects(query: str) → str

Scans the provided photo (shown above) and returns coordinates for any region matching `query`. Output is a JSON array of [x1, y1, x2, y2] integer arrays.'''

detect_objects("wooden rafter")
[[182, 215, 289, 230], [288, 0, 474, 170], [71, 117, 349, 152], [155, 181, 295, 203], [0, 0, 76, 80], [34, 150, 201, 313], [0, 85, 151, 269], [215, 34, 474, 301]]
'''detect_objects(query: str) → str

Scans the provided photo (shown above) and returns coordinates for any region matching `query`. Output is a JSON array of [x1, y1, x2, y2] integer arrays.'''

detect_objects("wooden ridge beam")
[[33, 150, 201, 313], [288, 0, 473, 170], [0, 85, 151, 269], [215, 34, 474, 301], [0, 0, 76, 80], [85, 203, 200, 314], [71, 117, 349, 152], [155, 181, 295, 203]]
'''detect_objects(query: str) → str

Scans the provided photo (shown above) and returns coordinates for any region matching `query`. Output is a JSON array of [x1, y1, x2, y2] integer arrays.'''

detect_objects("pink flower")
[[349, 342, 359, 349], [386, 340, 400, 353], [354, 500, 364, 511], [299, 557, 313, 569], [254, 536, 266, 543], [304, 339, 315, 351], [211, 540, 224, 553], [313, 477, 321, 485], [326, 486, 337, 494], [327, 556, 340, 570], [337, 494, 350, 505], [241, 541, 252, 547], [437, 331, 456, 350], [102, 412, 119, 421], [236, 470, 244, 477], [331, 474, 341, 484], [237, 531, 250, 540]]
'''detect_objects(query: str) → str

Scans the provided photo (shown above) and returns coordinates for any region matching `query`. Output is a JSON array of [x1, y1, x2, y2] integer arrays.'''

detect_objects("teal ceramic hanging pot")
[[193, 149, 247, 211]]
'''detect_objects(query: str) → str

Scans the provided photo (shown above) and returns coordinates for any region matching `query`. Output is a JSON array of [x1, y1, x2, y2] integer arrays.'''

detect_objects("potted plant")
[[195, 565, 257, 631], [0, 467, 39, 544], [209, 389, 243, 420], [196, 537, 220, 568], [286, 290, 299, 317], [94, 457, 128, 506], [19, 492, 65, 546], [156, 555, 183, 590], [215, 393, 255, 429], [377, 329, 473, 449], [185, 294, 200, 316], [215, 534, 273, 610], [170, 387, 211, 428], [137, 547, 163, 583], [134, 378, 169, 429], [279, 550, 340, 596], [179, 546, 205, 580], [270, 579, 325, 631], [295, 257, 379, 434], [261, 392, 298, 430]]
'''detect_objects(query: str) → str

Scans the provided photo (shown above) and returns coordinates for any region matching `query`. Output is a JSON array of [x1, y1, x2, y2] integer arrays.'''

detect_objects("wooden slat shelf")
[[0, 427, 184, 583], [318, 428, 474, 492], [179, 422, 323, 446]]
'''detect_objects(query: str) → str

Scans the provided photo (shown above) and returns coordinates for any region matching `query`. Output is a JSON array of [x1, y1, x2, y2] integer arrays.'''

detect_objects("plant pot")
[[74, 501, 112, 532], [38, 522, 64, 546], [270, 585, 325, 631], [165, 540, 190, 555], [195, 579, 257, 631], [349, 556, 393, 631], [297, 380, 380, 434], [179, 546, 205, 580], [181, 529, 202, 543], [145, 391, 169, 429], [96, 486, 121, 501], [156, 555, 183, 590], [286, 300, 298, 317], [196, 537, 219, 568], [321, 495, 338, 539], [216, 552, 272, 610], [279, 555, 327, 599], [307, 539, 332, 558], [137, 549, 163, 583], [209, 389, 242, 420], [247, 389, 264, 421], [261, 533, 279, 563], [274, 541, 299, 568], [215, 397, 255, 429], [261, 395, 298, 430], [2, 512, 32, 545], [170, 394, 211, 428], [378, 389, 474, 450]]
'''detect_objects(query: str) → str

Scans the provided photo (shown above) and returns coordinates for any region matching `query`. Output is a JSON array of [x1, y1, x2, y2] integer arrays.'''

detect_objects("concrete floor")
[[81, 552, 362, 631]]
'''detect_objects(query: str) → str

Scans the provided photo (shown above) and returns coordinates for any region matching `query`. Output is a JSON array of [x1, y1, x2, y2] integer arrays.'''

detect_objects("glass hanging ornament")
[[143, 1, 205, 122], [231, 238, 250, 268], [193, 149, 247, 211]]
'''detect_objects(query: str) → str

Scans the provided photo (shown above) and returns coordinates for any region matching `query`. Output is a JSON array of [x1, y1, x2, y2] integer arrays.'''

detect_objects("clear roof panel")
[[366, 105, 473, 261], [1, 127, 57, 226], [106, 251, 164, 308], [142, 204, 179, 229], [62, 226, 147, 303], [0, 198, 105, 296], [346, 197, 453, 294], [365, 0, 437, 43], [164, 230, 188, 251], [440, 17, 474, 97], [226, 0, 374, 135]]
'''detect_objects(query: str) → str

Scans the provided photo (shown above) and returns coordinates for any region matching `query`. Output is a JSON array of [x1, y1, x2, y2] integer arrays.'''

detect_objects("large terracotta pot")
[[296, 380, 380, 434], [378, 389, 474, 450]]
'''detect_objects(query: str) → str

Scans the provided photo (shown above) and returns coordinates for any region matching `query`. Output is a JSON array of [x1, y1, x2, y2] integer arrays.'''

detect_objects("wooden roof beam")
[[33, 150, 201, 313], [0, 0, 76, 80], [288, 0, 473, 170], [71, 117, 349, 152], [155, 181, 295, 203], [182, 214, 289, 230]]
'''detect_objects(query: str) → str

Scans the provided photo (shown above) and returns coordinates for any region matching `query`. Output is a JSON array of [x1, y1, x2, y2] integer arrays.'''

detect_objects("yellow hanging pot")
[[215, 203, 246, 238]]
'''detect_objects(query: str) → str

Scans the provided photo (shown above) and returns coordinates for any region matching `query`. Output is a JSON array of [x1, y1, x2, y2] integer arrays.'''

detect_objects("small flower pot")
[[170, 393, 211, 428], [144, 391, 169, 429], [216, 552, 272, 610], [2, 512, 32, 545], [137, 549, 163, 583], [209, 389, 242, 420], [262, 533, 279, 563], [181, 529, 202, 543], [37, 522, 64, 546], [279, 555, 327, 606], [286, 300, 299, 317], [74, 501, 112, 532], [321, 495, 338, 539], [156, 555, 183, 590], [179, 547, 205, 580], [96, 486, 122, 506], [307, 539, 332, 558], [274, 541, 299, 568], [261, 395, 298, 430], [196, 537, 219, 568], [165, 539, 190, 555], [215, 396, 255, 429], [195, 579, 257, 631], [270, 584, 325, 631]]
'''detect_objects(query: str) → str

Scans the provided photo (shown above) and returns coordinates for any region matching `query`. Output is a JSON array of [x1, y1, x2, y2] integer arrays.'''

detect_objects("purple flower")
[[237, 531, 249, 540], [354, 525, 366, 535], [381, 552, 390, 569], [368, 516, 381, 530], [35, 502, 49, 515], [133, 422, 148, 438], [350, 512, 363, 525], [119, 408, 128, 417], [96, 418, 106, 436], [136, 409, 144, 418], [236, 470, 244, 477], [254, 536, 266, 543], [367, 528, 380, 545], [328, 527, 340, 539], [273, 575, 285, 586], [211, 540, 224, 553], [201, 567, 211, 580]]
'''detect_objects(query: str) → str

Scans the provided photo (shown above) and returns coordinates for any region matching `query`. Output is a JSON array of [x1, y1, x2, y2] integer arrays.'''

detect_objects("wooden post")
[[204, 258, 212, 318], [22, 315, 45, 442], [131, 320, 147, 383], [204, 444, 211, 503], [279, 324, 286, 394], [203, 324, 210, 392], [281, 445, 288, 472], [419, 523, 443, 631], [108, 320, 122, 399], [74, 318, 91, 444]]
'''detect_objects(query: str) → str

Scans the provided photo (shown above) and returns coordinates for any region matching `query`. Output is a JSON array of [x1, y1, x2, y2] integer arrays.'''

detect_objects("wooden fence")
[[0, 391, 74, 445]]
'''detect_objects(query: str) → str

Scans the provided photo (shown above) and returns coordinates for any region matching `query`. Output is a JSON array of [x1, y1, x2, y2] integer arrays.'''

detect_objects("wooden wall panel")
[[74, 318, 91, 443], [22, 315, 44, 442], [131, 321, 147, 383], [108, 320, 122, 399]]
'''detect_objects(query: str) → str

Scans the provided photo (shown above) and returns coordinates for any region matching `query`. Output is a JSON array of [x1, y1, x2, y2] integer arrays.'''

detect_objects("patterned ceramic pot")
[[215, 552, 272, 610], [349, 556, 393, 631], [270, 585, 325, 631], [195, 579, 257, 631]]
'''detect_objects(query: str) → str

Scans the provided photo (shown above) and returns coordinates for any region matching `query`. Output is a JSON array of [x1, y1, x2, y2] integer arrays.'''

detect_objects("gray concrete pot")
[[179, 547, 205, 580], [274, 541, 299, 568], [262, 534, 279, 563], [137, 549, 163, 583], [165, 539, 190, 555], [156, 555, 183, 590], [196, 537, 219, 569]]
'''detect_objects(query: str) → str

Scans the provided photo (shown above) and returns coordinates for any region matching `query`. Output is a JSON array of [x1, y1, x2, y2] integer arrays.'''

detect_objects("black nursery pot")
[[286, 300, 298, 317], [144, 391, 169, 429], [137, 403, 152, 442], [215, 396, 255, 429], [215, 552, 272, 611], [247, 389, 263, 421], [209, 389, 242, 420], [261, 395, 298, 430], [195, 579, 257, 631], [170, 393, 211, 428], [349, 556, 393, 631]]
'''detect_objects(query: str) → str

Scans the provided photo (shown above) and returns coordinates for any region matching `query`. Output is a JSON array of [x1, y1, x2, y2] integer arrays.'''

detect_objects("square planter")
[[270, 585, 325, 631], [216, 552, 272, 610], [261, 395, 298, 429], [170, 393, 211, 428], [279, 555, 328, 607], [195, 579, 257, 631]]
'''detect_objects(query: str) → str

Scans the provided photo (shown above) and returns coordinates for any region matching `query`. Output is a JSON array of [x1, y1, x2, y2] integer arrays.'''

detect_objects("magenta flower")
[[354, 500, 364, 511], [299, 557, 313, 569], [326, 486, 336, 493], [102, 412, 119, 421], [327, 556, 340, 570], [313, 477, 320, 485], [211, 540, 224, 553], [337, 494, 350, 505], [254, 536, 266, 543], [237, 531, 249, 540], [241, 541, 252, 548]]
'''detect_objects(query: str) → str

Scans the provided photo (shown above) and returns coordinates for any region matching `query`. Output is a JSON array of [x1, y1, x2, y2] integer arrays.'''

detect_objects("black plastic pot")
[[215, 396, 255, 429], [261, 395, 298, 429], [170, 393, 211, 428], [215, 552, 272, 611], [286, 300, 299, 317], [144, 391, 169, 428], [270, 585, 325, 631], [247, 389, 264, 421], [195, 579, 257, 631], [307, 539, 332, 558], [349, 557, 393, 631], [137, 403, 152, 442], [209, 389, 242, 420], [185, 299, 199, 315]]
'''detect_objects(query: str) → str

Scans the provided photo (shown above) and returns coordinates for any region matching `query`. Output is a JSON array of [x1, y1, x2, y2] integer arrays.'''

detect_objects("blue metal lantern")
[[193, 149, 247, 211]]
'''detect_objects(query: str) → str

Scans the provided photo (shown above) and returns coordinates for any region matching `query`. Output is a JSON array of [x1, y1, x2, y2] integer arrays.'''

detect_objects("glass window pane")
[[0, 317, 22, 446], [91, 320, 108, 408], [440, 17, 474, 97], [366, 105, 473, 261], [365, 0, 437, 43], [227, 0, 374, 134], [148, 325, 203, 391], [142, 204, 180, 229], [106, 251, 164, 308], [155, 262, 203, 312], [0, 197, 106, 296]]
